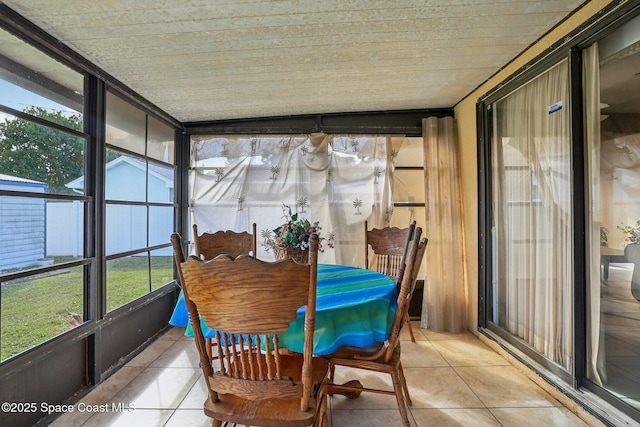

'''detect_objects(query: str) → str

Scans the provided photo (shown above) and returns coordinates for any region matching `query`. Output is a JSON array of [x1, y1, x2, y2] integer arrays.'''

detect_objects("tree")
[[0, 107, 83, 194]]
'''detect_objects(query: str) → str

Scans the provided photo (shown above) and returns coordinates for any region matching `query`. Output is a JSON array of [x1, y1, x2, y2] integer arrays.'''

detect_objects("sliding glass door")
[[483, 11, 640, 421], [585, 14, 640, 410], [480, 5, 640, 423], [489, 60, 574, 372]]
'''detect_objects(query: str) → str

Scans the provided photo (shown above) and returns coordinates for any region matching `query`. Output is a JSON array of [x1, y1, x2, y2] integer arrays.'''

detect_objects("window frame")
[[476, 2, 640, 423], [103, 89, 177, 314]]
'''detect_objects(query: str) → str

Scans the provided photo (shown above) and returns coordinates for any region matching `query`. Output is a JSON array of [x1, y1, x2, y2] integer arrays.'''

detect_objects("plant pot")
[[274, 247, 309, 264], [624, 244, 640, 302]]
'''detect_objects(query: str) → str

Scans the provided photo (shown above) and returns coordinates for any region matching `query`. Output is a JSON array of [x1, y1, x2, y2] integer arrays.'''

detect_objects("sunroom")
[[1, 1, 640, 426]]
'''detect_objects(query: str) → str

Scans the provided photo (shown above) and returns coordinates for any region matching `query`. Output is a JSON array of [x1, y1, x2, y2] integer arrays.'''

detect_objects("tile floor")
[[48, 323, 598, 427]]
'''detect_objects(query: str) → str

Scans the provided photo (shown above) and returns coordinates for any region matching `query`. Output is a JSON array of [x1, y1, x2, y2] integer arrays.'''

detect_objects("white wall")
[[0, 182, 47, 271], [0, 196, 46, 270], [46, 201, 83, 257]]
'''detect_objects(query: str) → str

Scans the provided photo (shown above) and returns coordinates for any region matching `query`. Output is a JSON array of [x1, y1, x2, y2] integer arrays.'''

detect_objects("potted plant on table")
[[617, 220, 640, 301], [261, 204, 332, 263]]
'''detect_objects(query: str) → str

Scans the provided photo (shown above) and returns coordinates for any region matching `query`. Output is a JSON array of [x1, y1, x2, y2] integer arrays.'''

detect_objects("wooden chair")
[[329, 228, 428, 427], [192, 222, 257, 259], [171, 232, 329, 427], [365, 220, 419, 342], [364, 220, 415, 283], [192, 223, 258, 361]]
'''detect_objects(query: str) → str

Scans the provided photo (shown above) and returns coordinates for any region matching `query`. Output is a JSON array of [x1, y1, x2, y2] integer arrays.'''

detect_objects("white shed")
[[0, 174, 49, 271]]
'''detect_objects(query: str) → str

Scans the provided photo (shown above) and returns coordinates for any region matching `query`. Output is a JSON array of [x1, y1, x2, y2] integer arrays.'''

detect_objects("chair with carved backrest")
[[192, 222, 257, 260], [365, 220, 418, 342], [171, 232, 329, 427], [330, 228, 428, 427], [191, 222, 258, 361]]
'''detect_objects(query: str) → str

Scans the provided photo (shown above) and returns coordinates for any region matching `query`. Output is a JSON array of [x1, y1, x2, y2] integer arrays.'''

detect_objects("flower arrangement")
[[618, 220, 640, 245], [262, 205, 334, 261]]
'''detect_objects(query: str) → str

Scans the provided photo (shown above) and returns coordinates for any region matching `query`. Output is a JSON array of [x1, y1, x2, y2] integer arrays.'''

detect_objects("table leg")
[[328, 380, 363, 399]]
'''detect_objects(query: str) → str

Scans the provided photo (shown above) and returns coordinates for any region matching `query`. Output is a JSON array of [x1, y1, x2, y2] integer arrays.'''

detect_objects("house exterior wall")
[[105, 161, 147, 201], [46, 201, 83, 257], [148, 172, 172, 202], [454, 0, 616, 333], [0, 179, 48, 270], [46, 160, 173, 256]]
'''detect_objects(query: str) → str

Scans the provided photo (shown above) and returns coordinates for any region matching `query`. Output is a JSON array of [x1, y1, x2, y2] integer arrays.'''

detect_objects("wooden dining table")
[[169, 263, 398, 355]]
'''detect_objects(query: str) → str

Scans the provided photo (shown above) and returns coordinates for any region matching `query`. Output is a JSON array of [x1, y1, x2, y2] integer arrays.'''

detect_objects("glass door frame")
[[477, 48, 581, 385], [476, 3, 640, 423]]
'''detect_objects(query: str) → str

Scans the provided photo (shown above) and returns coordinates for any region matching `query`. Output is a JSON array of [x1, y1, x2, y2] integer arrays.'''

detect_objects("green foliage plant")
[[262, 204, 327, 252], [618, 220, 640, 245], [0, 107, 83, 194]]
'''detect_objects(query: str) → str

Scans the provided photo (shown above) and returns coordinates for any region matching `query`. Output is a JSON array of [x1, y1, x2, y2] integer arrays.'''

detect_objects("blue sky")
[[0, 79, 77, 123]]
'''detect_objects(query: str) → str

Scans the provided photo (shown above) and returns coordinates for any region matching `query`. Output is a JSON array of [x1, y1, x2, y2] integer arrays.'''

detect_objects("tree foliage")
[[0, 107, 83, 194]]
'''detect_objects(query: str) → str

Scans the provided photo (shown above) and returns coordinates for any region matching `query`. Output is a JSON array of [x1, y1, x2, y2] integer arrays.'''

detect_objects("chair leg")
[[398, 362, 412, 406], [316, 381, 330, 427], [404, 312, 416, 342], [390, 369, 411, 427]]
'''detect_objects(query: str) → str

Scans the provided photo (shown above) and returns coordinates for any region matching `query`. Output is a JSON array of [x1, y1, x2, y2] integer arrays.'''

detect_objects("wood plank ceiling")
[[2, 0, 585, 123]]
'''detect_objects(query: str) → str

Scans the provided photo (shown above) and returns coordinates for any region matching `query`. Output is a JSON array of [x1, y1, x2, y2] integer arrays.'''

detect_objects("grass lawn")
[[1, 256, 173, 361]]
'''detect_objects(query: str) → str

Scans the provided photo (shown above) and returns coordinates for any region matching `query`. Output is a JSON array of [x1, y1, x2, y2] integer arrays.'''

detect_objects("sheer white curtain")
[[189, 133, 397, 266], [584, 43, 606, 385], [492, 61, 573, 368], [422, 116, 468, 332]]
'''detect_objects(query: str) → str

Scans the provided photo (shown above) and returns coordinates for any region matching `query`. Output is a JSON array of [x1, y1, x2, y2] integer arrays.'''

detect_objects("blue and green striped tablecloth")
[[169, 264, 397, 355]]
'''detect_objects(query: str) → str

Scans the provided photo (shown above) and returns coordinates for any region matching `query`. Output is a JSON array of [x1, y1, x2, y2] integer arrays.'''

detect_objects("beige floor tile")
[[330, 349, 473, 411], [164, 409, 212, 427], [126, 338, 175, 367], [112, 366, 200, 409], [90, 366, 146, 402], [331, 409, 416, 427], [46, 326, 603, 427], [330, 391, 399, 412], [149, 339, 200, 368], [158, 326, 188, 341], [411, 408, 502, 426], [400, 321, 428, 342], [330, 368, 399, 410], [81, 408, 173, 427], [431, 338, 511, 366], [420, 329, 479, 342], [177, 374, 208, 409], [400, 340, 449, 368], [490, 407, 591, 426], [455, 366, 560, 408], [47, 406, 94, 427], [49, 366, 146, 427], [404, 367, 485, 409]]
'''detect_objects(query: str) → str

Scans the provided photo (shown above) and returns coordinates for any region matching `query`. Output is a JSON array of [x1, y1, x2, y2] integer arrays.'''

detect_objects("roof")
[[0, 173, 46, 185], [65, 155, 174, 190], [1, 1, 585, 122]]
